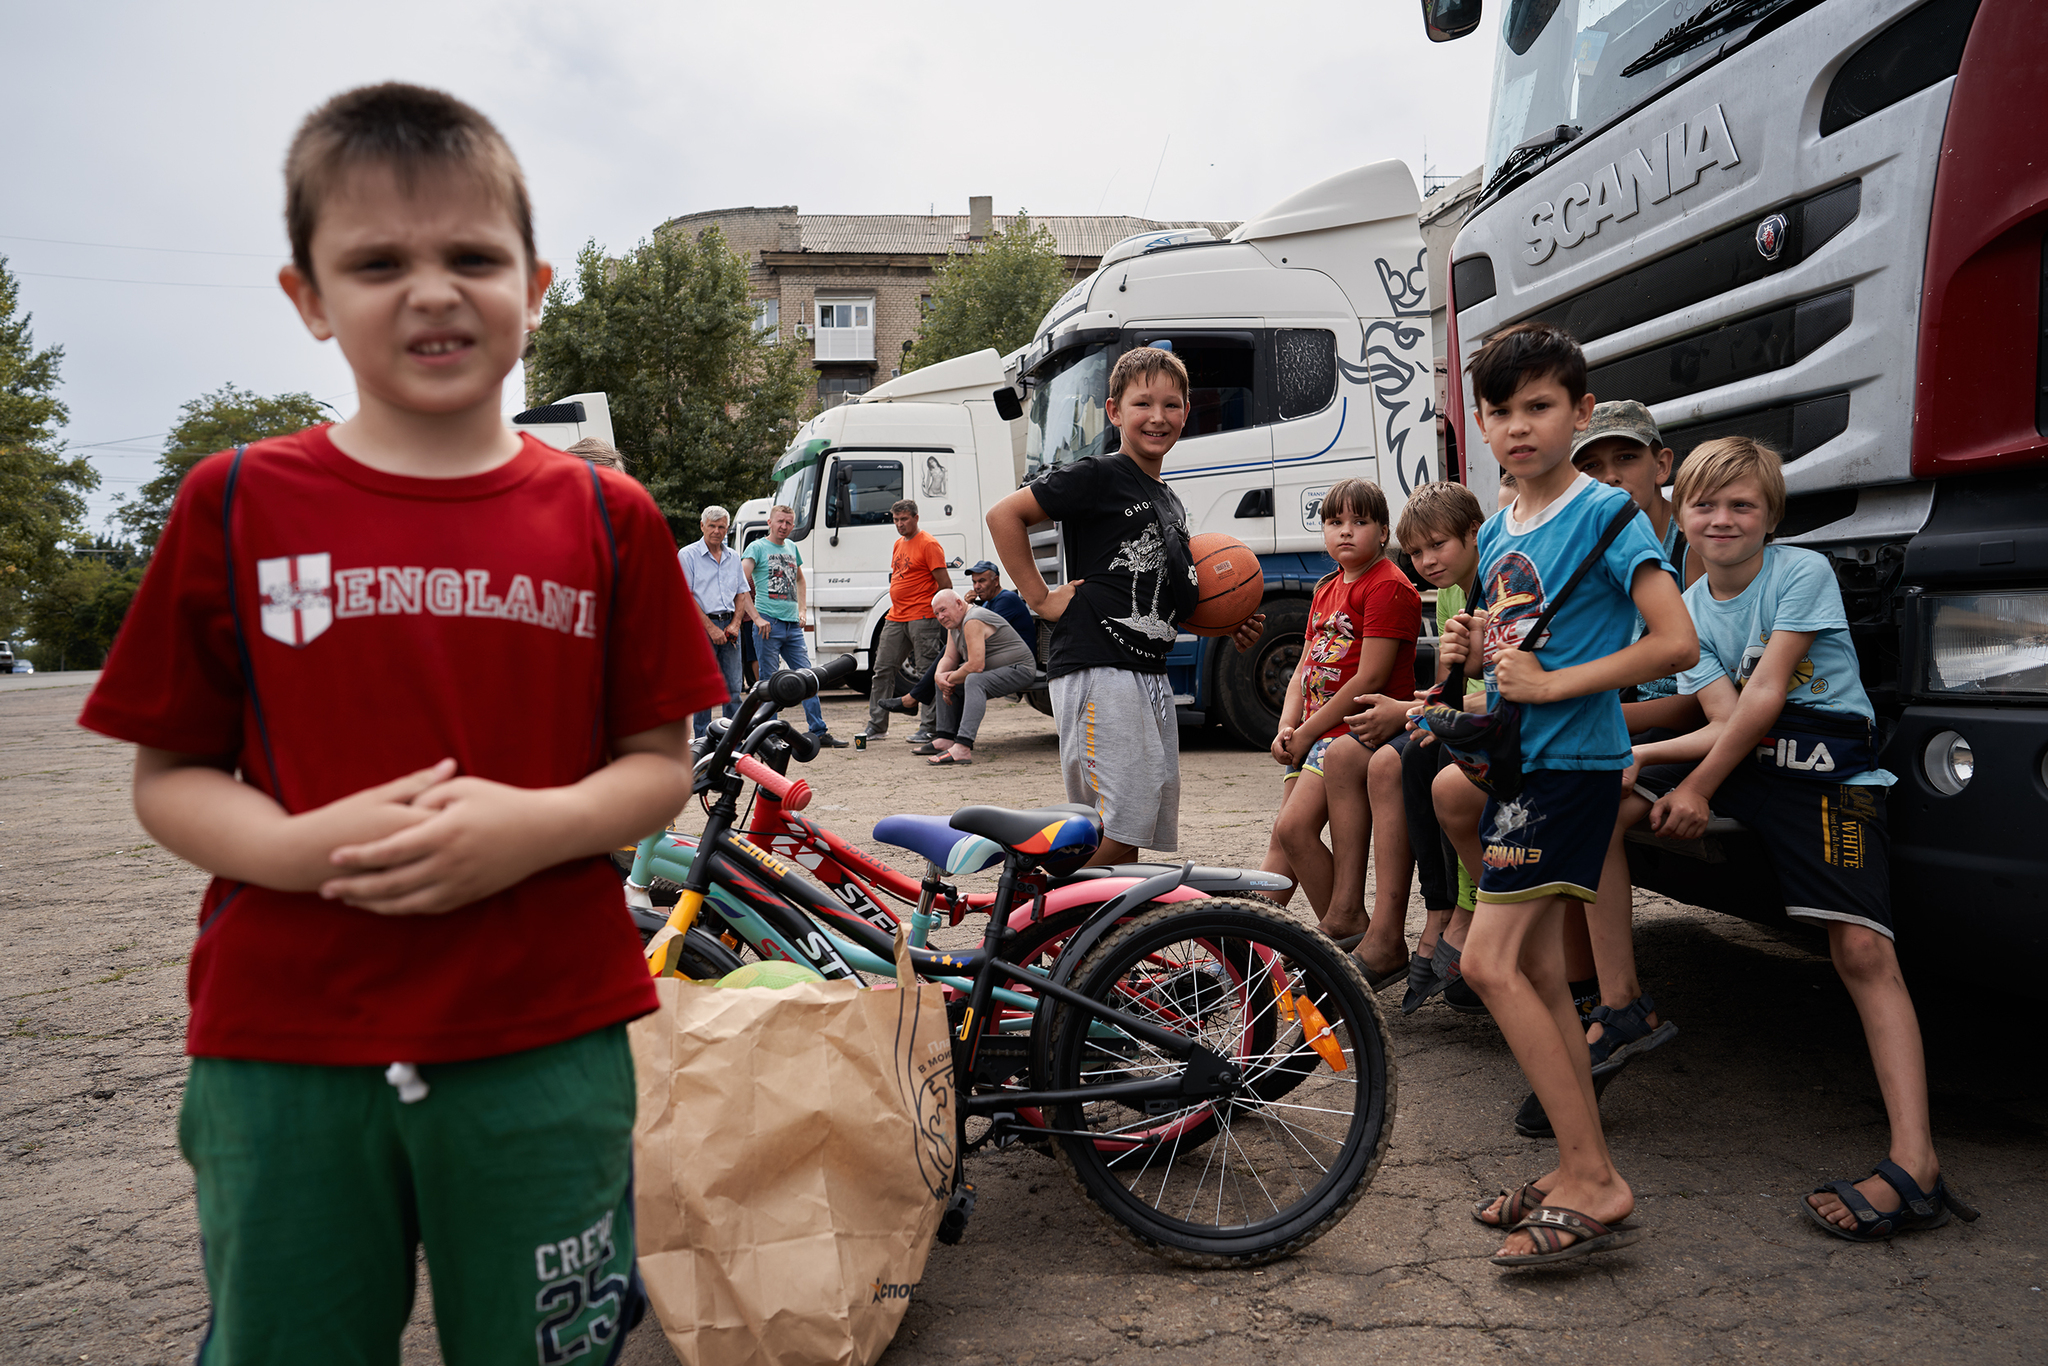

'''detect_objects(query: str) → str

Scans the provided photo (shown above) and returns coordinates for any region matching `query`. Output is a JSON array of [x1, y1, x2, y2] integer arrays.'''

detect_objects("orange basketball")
[[1185, 532, 1264, 636]]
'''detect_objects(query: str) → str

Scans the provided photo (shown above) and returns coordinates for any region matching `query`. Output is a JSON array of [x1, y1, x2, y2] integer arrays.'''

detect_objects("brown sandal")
[[1473, 1179, 1548, 1228], [1491, 1206, 1644, 1266]]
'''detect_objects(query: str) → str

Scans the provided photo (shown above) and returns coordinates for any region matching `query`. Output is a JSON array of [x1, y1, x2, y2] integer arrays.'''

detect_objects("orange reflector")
[[1294, 994, 1348, 1072]]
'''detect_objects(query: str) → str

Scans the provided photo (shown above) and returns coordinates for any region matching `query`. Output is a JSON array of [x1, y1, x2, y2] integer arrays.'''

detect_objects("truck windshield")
[[774, 458, 820, 539], [1024, 342, 1115, 481], [1484, 0, 1809, 187]]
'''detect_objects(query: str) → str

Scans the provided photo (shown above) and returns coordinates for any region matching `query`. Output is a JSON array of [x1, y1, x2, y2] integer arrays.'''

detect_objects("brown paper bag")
[[629, 933, 957, 1366]]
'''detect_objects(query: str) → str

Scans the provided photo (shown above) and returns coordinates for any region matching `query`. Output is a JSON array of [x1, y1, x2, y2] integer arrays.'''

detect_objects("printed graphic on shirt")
[[1303, 609, 1357, 711], [258, 554, 599, 647], [532, 1206, 632, 1364], [1104, 517, 1191, 647], [755, 547, 802, 606], [1481, 793, 1546, 871], [1479, 551, 1550, 665], [1735, 630, 1819, 695]]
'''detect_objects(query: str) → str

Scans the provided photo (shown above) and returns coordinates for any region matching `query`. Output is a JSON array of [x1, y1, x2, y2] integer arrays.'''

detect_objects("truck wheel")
[[1213, 597, 1307, 749]]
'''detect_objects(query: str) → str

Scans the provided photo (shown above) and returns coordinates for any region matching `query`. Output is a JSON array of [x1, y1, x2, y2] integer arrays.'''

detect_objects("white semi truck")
[[509, 391, 614, 449], [1423, 0, 2046, 961]]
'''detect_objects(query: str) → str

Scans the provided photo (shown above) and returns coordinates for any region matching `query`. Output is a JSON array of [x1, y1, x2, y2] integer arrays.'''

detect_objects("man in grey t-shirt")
[[923, 590, 1036, 765]]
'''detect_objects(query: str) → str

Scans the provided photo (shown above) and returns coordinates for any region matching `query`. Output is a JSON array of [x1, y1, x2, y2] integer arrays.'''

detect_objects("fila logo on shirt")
[[1758, 736, 1835, 773], [256, 553, 598, 648]]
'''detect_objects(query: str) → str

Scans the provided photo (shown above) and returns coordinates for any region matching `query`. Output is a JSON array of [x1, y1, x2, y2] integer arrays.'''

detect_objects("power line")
[[20, 271, 276, 291], [1, 232, 279, 259]]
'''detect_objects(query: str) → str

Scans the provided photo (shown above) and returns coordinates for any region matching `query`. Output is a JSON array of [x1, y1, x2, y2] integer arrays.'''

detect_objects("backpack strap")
[[1516, 499, 1645, 654], [221, 443, 287, 806]]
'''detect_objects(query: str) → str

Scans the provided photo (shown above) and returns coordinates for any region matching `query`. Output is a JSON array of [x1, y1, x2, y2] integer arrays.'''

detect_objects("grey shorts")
[[1049, 667, 1180, 852]]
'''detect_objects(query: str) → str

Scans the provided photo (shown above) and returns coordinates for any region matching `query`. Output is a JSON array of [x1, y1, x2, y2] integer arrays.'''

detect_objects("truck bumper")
[[1884, 704, 2048, 963]]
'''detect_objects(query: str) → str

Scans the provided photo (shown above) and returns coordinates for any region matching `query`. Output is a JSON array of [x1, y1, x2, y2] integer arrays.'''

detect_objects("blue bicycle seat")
[[873, 814, 1005, 875]]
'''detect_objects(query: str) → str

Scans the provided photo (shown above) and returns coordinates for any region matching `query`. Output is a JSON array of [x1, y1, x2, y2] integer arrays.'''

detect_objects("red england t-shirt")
[[1300, 556, 1421, 741], [79, 428, 725, 1065]]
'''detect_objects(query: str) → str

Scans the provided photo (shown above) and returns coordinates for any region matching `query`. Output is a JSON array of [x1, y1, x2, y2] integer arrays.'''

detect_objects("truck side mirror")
[[827, 467, 848, 545], [992, 387, 1024, 422], [1421, 0, 1483, 41]]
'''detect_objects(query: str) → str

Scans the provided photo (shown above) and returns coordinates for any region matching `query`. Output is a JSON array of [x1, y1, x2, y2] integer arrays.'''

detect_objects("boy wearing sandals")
[[1626, 436, 1975, 1241], [1443, 322, 1698, 1265], [77, 86, 721, 1358]]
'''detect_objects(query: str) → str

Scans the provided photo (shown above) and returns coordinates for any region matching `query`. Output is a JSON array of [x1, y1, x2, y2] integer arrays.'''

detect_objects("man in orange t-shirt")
[[864, 499, 952, 743]]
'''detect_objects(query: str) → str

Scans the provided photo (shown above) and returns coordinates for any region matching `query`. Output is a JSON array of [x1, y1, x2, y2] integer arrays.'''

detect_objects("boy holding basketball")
[[77, 85, 721, 1358], [1442, 321, 1696, 1264], [987, 347, 1262, 863]]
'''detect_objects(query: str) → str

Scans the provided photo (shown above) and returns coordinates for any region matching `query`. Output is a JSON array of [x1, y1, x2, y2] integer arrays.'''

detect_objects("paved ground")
[[4, 679, 2044, 1364]]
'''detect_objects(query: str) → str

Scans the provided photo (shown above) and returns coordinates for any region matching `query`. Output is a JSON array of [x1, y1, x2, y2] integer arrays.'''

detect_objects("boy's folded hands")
[[319, 770, 583, 916], [1343, 694, 1412, 746]]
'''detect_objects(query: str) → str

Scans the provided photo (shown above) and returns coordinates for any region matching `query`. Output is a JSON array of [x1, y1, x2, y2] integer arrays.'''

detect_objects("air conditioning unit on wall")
[[793, 322, 811, 339]]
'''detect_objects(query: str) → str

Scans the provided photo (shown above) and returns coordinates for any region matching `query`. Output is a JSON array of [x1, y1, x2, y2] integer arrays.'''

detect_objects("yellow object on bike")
[[1293, 993, 1348, 1073], [647, 890, 708, 978]]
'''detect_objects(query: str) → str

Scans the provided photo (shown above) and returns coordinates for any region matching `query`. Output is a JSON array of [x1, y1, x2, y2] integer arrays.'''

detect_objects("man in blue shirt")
[[678, 506, 754, 739], [966, 560, 1036, 647]]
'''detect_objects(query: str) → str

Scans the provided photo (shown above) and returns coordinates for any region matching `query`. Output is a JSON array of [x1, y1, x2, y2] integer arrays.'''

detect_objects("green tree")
[[0, 254, 95, 640], [24, 548, 144, 672], [116, 384, 329, 551], [525, 226, 814, 527], [904, 212, 1069, 372]]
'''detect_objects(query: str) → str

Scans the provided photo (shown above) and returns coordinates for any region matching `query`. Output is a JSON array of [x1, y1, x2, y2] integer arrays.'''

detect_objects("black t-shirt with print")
[[1032, 453, 1196, 679]]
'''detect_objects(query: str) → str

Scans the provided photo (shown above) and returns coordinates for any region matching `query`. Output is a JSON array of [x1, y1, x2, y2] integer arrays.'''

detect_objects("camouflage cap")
[[1572, 399, 1662, 457]]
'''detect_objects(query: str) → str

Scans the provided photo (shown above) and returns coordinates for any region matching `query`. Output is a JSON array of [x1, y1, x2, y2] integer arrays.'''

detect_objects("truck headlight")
[[1921, 592, 2048, 696], [1922, 730, 1972, 796]]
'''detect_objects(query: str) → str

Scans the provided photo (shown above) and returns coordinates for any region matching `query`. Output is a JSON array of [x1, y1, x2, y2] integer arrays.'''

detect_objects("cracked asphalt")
[[4, 678, 2044, 1365]]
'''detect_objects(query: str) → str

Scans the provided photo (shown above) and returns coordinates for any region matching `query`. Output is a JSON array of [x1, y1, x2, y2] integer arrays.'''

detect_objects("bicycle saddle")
[[950, 805, 1102, 872], [873, 814, 1006, 875]]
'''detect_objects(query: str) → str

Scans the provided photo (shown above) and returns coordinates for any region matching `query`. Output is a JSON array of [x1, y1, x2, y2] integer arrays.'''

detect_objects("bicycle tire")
[[1044, 899, 1393, 1267]]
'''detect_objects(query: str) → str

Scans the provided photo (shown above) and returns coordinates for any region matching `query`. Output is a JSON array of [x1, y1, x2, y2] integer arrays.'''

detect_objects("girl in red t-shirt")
[[1261, 480, 1419, 953]]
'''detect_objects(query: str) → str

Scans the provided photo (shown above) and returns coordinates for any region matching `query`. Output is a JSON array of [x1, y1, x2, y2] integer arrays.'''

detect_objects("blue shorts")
[[1476, 769, 1623, 905], [1285, 735, 1339, 780]]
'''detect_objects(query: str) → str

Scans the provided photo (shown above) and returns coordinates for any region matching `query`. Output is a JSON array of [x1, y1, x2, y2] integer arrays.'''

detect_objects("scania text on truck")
[[1424, 0, 2047, 961]]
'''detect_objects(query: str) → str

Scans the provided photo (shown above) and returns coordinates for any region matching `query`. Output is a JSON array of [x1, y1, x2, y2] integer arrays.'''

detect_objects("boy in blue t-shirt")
[[1627, 437, 1976, 1243], [1440, 322, 1698, 1266]]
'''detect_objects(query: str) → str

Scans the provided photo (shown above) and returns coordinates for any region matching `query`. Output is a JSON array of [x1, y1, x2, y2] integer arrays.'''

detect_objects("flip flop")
[[1351, 950, 1408, 992], [1473, 1178, 1549, 1228], [1328, 932, 1366, 951], [1491, 1206, 1644, 1267], [928, 754, 974, 766]]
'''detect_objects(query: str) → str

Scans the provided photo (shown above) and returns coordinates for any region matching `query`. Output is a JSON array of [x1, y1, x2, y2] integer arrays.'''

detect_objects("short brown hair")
[[564, 437, 627, 473], [1109, 346, 1190, 402], [1395, 481, 1485, 550], [890, 499, 919, 517], [1466, 320, 1587, 408], [285, 83, 534, 283], [1318, 478, 1390, 530], [1672, 436, 1787, 529]]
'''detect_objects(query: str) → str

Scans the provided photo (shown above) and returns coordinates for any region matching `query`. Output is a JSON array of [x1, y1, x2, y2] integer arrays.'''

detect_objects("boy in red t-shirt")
[[1265, 479, 1418, 953], [77, 84, 724, 1361]]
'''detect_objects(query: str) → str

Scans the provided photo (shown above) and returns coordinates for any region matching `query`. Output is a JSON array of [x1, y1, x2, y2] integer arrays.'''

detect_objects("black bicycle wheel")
[[1044, 899, 1393, 1267]]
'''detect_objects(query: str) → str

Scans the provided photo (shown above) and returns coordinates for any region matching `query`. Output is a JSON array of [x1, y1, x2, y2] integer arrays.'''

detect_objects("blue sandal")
[[1586, 994, 1678, 1079], [1804, 1159, 1981, 1242]]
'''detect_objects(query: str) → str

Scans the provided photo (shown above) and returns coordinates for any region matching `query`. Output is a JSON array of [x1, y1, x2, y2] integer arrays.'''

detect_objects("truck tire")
[[1212, 596, 1308, 749]]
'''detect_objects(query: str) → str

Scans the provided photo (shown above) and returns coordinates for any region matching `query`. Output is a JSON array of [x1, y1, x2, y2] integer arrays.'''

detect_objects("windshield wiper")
[[1474, 123, 1582, 213], [1621, 0, 1795, 77]]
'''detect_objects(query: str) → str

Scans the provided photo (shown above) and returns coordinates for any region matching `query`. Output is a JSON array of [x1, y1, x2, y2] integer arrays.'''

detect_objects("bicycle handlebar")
[[734, 754, 812, 811], [699, 654, 860, 795]]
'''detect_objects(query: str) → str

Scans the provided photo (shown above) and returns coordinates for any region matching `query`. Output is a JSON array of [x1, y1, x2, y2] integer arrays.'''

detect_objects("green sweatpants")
[[179, 1024, 641, 1366]]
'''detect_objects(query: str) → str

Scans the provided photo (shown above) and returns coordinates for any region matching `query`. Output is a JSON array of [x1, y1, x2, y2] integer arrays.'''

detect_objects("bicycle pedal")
[[936, 1182, 976, 1245]]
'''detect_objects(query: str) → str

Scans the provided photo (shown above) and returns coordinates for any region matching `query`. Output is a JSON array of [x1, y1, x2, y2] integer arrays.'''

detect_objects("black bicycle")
[[643, 659, 1396, 1266]]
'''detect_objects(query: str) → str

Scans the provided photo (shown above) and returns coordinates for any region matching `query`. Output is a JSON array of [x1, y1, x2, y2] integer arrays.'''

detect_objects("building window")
[[818, 375, 869, 409], [753, 298, 779, 341], [813, 297, 875, 362]]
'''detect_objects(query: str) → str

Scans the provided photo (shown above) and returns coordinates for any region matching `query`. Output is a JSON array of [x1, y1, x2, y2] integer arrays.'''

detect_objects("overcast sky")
[[5, 0, 1496, 535]]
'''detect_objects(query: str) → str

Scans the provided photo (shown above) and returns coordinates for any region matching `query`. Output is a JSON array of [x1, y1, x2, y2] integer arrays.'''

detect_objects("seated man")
[[965, 559, 1036, 647], [922, 589, 1036, 765]]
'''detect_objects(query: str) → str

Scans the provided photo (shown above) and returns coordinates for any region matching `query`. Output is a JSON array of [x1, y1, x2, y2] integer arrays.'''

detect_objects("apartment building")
[[662, 198, 1237, 407]]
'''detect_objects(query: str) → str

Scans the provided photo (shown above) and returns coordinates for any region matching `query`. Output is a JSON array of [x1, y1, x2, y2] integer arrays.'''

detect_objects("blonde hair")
[[1672, 436, 1786, 529], [1395, 481, 1485, 550], [565, 437, 626, 472], [286, 83, 533, 283]]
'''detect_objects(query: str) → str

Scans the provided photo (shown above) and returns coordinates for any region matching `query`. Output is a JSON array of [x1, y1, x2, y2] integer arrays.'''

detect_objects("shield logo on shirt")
[[257, 553, 333, 646]]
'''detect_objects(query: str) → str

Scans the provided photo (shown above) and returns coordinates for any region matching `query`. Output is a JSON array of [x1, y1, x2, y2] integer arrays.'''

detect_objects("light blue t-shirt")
[[744, 538, 803, 622], [1476, 473, 1671, 770], [1630, 516, 1685, 702], [1677, 543, 1893, 785]]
